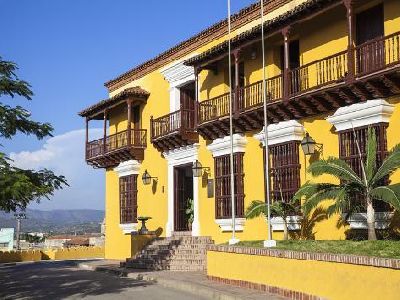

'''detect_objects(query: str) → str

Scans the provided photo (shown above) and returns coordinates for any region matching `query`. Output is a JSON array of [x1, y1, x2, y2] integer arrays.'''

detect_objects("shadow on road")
[[0, 261, 154, 299]]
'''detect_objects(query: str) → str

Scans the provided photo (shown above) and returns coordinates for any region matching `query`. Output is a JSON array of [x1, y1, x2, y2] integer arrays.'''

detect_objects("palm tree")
[[296, 128, 400, 240], [246, 198, 300, 240]]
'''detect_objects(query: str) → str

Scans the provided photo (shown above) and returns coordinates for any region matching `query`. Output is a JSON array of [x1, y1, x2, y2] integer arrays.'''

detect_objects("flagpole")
[[261, 0, 276, 248], [227, 0, 238, 245]]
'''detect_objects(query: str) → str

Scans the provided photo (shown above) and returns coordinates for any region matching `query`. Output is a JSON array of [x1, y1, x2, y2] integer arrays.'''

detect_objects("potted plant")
[[186, 198, 194, 231]]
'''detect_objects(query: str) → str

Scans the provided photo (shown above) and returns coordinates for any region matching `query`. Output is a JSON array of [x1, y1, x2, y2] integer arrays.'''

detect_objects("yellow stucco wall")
[[102, 0, 400, 259], [207, 250, 400, 300], [0, 247, 104, 263]]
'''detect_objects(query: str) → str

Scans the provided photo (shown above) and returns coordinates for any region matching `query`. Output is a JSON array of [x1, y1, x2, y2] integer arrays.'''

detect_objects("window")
[[119, 175, 138, 224], [0, 242, 9, 248], [214, 153, 244, 219], [268, 141, 301, 203], [339, 123, 389, 211]]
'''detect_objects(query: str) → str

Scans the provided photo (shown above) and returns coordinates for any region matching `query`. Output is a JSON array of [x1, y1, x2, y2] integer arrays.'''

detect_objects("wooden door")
[[174, 167, 188, 231], [180, 82, 196, 130], [356, 4, 384, 74]]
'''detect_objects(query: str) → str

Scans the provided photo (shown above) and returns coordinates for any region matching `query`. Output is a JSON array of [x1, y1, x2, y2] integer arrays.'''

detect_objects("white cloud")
[[9, 129, 105, 210]]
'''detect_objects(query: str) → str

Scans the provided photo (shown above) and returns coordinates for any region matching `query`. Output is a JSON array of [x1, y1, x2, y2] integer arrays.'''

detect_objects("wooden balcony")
[[150, 108, 198, 152], [86, 129, 147, 168], [197, 31, 400, 140]]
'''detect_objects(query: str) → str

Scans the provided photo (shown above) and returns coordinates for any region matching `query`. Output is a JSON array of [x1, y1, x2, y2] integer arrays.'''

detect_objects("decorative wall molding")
[[254, 120, 304, 146], [345, 212, 394, 230], [160, 60, 195, 112], [269, 216, 301, 231], [164, 144, 200, 165], [161, 60, 195, 87], [113, 160, 141, 177], [326, 99, 394, 132], [207, 134, 247, 157], [215, 218, 246, 232], [119, 223, 138, 234], [164, 144, 200, 237]]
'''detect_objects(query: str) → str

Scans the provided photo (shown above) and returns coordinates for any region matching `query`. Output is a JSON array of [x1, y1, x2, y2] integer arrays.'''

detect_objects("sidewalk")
[[77, 260, 286, 300]]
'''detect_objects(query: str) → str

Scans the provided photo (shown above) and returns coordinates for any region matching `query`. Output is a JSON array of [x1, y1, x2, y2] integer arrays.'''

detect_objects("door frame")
[[165, 144, 200, 237], [173, 163, 194, 232]]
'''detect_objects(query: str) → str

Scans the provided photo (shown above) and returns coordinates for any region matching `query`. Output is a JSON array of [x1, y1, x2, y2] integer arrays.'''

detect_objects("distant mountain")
[[0, 209, 104, 234]]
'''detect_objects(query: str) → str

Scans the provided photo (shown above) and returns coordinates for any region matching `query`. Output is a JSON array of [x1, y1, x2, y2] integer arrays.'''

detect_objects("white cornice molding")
[[344, 212, 393, 229], [269, 216, 301, 231], [254, 120, 305, 146], [114, 160, 141, 177], [119, 223, 138, 234], [215, 218, 245, 232], [326, 99, 394, 132], [207, 134, 247, 157], [163, 144, 200, 165], [160, 60, 194, 88]]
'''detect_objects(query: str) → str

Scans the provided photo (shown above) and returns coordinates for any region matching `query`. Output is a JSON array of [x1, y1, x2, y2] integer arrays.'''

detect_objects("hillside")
[[0, 209, 104, 234]]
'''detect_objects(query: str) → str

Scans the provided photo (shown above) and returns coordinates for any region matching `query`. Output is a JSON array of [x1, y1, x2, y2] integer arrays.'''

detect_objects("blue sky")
[[1, 0, 256, 210]]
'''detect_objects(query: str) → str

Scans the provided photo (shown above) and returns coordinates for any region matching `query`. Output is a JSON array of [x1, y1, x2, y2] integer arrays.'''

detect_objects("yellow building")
[[79, 0, 400, 260]]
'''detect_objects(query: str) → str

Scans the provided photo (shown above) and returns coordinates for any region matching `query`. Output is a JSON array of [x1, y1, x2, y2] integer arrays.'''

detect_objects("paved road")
[[0, 261, 210, 300]]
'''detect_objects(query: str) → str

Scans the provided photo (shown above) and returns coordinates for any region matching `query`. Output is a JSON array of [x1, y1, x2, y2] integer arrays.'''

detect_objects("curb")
[[77, 263, 249, 300]]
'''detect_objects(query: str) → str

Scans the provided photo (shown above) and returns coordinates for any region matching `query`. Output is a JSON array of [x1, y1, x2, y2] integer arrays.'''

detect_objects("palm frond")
[[372, 144, 400, 186], [365, 127, 377, 182], [300, 183, 346, 216], [245, 200, 267, 219], [308, 157, 363, 186], [370, 184, 400, 211]]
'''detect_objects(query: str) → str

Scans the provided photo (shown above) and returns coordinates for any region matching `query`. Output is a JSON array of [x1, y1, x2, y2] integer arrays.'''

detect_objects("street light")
[[301, 133, 323, 156], [14, 213, 27, 250], [192, 160, 210, 178], [142, 170, 157, 185]]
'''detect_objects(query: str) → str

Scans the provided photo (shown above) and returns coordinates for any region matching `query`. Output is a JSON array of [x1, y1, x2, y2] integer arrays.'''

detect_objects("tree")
[[0, 56, 68, 212], [246, 198, 300, 240], [296, 128, 400, 240]]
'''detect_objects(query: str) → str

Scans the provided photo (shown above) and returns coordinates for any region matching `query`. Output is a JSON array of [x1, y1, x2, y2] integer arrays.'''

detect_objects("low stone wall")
[[207, 245, 400, 300], [0, 250, 42, 263], [0, 247, 104, 263], [42, 246, 104, 260]]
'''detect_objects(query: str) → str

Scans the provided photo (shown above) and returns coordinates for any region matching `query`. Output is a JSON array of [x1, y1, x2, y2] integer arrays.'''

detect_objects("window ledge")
[[267, 216, 302, 231], [344, 212, 393, 229], [215, 218, 245, 232], [119, 223, 138, 234]]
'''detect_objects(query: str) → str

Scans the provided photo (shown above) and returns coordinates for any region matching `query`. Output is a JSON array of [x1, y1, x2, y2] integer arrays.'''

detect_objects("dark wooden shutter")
[[214, 153, 245, 219], [338, 123, 389, 212], [119, 175, 138, 224], [267, 141, 301, 203]]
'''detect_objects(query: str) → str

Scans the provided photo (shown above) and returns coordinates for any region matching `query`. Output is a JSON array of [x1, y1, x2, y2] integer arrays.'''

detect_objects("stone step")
[[126, 261, 206, 271], [136, 253, 206, 262]]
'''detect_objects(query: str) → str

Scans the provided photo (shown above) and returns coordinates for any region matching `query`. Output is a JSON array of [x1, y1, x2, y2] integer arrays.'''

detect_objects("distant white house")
[[0, 228, 14, 251]]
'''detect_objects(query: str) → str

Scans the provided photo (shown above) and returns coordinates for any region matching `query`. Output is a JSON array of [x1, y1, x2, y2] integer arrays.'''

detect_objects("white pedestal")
[[229, 238, 240, 245], [263, 240, 277, 248]]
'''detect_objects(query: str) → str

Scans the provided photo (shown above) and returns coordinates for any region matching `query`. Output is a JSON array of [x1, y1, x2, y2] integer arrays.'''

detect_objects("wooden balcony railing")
[[86, 129, 147, 160], [237, 74, 283, 111], [196, 31, 400, 126], [289, 50, 348, 95], [199, 92, 231, 123], [356, 31, 400, 76], [151, 109, 196, 140]]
